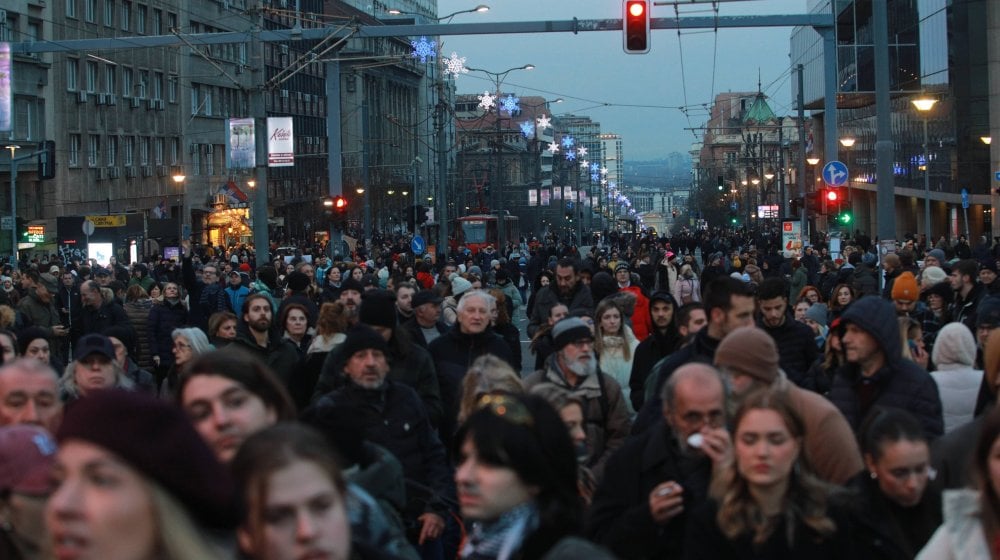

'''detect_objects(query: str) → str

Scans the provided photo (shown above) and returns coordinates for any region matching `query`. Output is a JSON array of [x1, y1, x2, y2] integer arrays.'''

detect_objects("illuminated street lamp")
[[839, 137, 856, 148], [911, 96, 938, 249], [982, 136, 992, 145], [5, 145, 19, 269], [806, 156, 820, 166]]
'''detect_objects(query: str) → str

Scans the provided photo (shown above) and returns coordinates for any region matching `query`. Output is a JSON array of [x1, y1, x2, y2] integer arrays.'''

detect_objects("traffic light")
[[333, 196, 347, 214], [717, 175, 724, 191], [38, 140, 55, 180], [416, 205, 428, 225], [623, 0, 650, 54], [838, 208, 853, 225], [823, 188, 839, 215]]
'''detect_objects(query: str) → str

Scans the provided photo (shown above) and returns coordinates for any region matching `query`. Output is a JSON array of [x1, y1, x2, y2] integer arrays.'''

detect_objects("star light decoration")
[[499, 94, 520, 115], [477, 91, 496, 111], [535, 114, 552, 130], [410, 36, 437, 63], [519, 121, 535, 139], [442, 52, 468, 77], [577, 146, 588, 158], [561, 135, 575, 149], [546, 142, 560, 155]]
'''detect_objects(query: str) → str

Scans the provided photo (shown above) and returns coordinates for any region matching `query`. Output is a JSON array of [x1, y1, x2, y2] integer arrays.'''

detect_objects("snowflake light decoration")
[[581, 160, 589, 168], [410, 37, 437, 63], [442, 52, 468, 77], [546, 142, 560, 155], [477, 91, 496, 111], [608, 181, 617, 190], [577, 146, 588, 158], [519, 121, 535, 139], [561, 136, 575, 149], [536, 114, 552, 130], [601, 179, 608, 186], [565, 150, 576, 162], [601, 167, 609, 175], [591, 173, 600, 182], [499, 94, 520, 115], [589, 163, 600, 173]]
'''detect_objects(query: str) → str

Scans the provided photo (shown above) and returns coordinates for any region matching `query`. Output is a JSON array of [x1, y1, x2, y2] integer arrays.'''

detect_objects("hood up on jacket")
[[840, 296, 902, 362], [932, 322, 977, 368]]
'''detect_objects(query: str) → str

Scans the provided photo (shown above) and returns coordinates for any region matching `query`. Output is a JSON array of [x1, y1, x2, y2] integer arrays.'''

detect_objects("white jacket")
[[931, 366, 983, 433], [917, 489, 990, 559]]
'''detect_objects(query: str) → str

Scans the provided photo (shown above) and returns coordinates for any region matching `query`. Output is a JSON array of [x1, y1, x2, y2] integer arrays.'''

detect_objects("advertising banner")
[[781, 221, 803, 258], [528, 189, 537, 207], [0, 43, 10, 132], [227, 118, 256, 169], [267, 117, 294, 167], [540, 189, 550, 206]]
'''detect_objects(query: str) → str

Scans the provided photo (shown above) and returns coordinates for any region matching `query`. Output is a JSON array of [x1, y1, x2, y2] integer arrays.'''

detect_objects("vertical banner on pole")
[[266, 117, 294, 167], [227, 118, 256, 169], [540, 189, 550, 206], [552, 186, 562, 201], [0, 43, 11, 132], [528, 189, 537, 207]]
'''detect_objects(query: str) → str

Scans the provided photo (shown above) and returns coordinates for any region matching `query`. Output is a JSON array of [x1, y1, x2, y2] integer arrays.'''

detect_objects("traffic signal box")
[[623, 0, 650, 54]]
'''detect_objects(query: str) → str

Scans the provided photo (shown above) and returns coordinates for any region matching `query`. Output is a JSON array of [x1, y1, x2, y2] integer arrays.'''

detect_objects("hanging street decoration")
[[601, 167, 609, 175], [536, 114, 552, 130], [499, 94, 520, 115], [577, 146, 588, 158], [591, 173, 600, 182], [442, 52, 468, 76], [608, 181, 617, 190], [547, 142, 560, 155], [519, 121, 535, 139], [565, 149, 576, 161], [581, 160, 589, 168], [477, 91, 496, 111], [410, 37, 437, 63], [560, 135, 575, 149], [590, 162, 600, 173]]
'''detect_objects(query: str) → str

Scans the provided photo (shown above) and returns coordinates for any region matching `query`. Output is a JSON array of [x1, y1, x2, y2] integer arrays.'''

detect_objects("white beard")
[[565, 351, 597, 377]]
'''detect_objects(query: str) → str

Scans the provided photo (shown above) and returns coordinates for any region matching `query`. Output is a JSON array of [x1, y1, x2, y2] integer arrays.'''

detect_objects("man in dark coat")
[[181, 244, 229, 331], [309, 325, 454, 555], [401, 290, 448, 348], [527, 257, 593, 337], [827, 295, 944, 437], [78, 279, 132, 340], [629, 291, 681, 410], [228, 293, 301, 390], [755, 277, 819, 386], [587, 363, 728, 560]]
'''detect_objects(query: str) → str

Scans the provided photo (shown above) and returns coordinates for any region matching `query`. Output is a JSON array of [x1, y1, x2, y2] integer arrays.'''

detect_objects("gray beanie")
[[552, 317, 594, 350], [451, 274, 473, 296], [804, 303, 828, 327], [927, 249, 946, 264]]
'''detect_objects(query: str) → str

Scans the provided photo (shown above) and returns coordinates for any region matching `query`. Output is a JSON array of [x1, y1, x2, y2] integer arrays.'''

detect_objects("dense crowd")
[[1, 227, 1000, 559]]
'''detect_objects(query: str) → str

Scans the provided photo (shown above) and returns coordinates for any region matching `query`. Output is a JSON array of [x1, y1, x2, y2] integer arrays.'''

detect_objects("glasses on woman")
[[173, 341, 192, 350]]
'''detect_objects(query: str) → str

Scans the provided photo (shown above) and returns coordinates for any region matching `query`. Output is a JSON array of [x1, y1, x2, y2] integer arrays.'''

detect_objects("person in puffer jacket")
[[827, 295, 944, 438]]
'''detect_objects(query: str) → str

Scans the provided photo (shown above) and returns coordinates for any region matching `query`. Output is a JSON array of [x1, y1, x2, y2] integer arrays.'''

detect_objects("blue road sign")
[[961, 188, 969, 209], [823, 161, 849, 187], [411, 235, 425, 255], [994, 171, 1000, 181]]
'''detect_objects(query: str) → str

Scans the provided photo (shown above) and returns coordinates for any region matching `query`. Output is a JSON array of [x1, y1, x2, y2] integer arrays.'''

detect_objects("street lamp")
[[172, 174, 186, 246], [5, 145, 19, 269], [911, 96, 937, 249], [839, 137, 856, 148], [389, 4, 489, 21], [982, 136, 992, 145], [806, 156, 820, 166], [466, 63, 535, 252]]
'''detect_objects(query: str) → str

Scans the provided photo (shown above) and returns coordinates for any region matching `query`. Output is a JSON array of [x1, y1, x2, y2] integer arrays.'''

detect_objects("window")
[[191, 145, 200, 175], [26, 21, 40, 43], [121, 1, 130, 31], [0, 16, 15, 42], [124, 136, 134, 166], [154, 137, 163, 165], [152, 71, 162, 100], [136, 4, 145, 33], [106, 136, 118, 166], [140, 137, 149, 165], [167, 75, 177, 102], [85, 0, 96, 22], [104, 0, 114, 27], [170, 137, 179, 165], [66, 58, 78, 91], [86, 61, 98, 92], [206, 146, 214, 175], [121, 66, 132, 97], [167, 11, 176, 31], [104, 66, 116, 94], [151, 8, 160, 34], [190, 85, 198, 115], [203, 88, 212, 116], [14, 99, 37, 140], [67, 0, 77, 18], [137, 69, 148, 98], [69, 134, 81, 166], [88, 135, 100, 166]]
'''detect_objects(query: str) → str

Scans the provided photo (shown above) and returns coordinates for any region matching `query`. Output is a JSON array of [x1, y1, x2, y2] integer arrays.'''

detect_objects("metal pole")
[[797, 64, 808, 240], [436, 95, 449, 259], [250, 11, 270, 266], [494, 75, 505, 253], [923, 116, 931, 249], [874, 0, 896, 245], [9, 157, 16, 270], [361, 103, 371, 253]]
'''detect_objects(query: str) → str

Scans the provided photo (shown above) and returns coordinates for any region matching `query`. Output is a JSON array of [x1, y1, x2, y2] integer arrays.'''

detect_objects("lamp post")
[[389, 4, 489, 21], [5, 145, 18, 269], [172, 174, 186, 247], [466, 63, 534, 253], [911, 96, 937, 249]]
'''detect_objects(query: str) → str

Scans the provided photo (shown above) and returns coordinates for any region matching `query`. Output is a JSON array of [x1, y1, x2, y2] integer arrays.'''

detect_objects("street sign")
[[961, 188, 969, 209], [410, 235, 425, 255], [823, 161, 849, 187], [0, 216, 11, 230], [84, 214, 126, 227], [82, 220, 95, 236], [994, 171, 1000, 181]]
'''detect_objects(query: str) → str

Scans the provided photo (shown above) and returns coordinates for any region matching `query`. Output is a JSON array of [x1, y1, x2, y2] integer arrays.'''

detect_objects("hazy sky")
[[438, 0, 812, 160]]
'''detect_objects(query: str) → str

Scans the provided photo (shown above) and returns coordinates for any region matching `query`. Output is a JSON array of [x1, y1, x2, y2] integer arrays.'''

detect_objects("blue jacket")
[[224, 284, 249, 317], [827, 296, 944, 438]]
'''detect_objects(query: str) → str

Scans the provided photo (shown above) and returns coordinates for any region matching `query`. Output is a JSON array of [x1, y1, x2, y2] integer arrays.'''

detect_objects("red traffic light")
[[623, 0, 650, 54], [826, 190, 839, 202], [333, 195, 347, 213]]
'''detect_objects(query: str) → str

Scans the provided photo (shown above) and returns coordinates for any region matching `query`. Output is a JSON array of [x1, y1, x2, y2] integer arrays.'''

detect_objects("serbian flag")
[[219, 180, 250, 204]]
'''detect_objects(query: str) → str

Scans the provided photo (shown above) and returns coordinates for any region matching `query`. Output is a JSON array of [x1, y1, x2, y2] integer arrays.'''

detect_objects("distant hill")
[[623, 153, 692, 188]]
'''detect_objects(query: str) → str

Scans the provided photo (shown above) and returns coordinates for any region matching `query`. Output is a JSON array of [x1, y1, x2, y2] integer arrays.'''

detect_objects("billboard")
[[267, 117, 294, 167], [227, 118, 256, 169]]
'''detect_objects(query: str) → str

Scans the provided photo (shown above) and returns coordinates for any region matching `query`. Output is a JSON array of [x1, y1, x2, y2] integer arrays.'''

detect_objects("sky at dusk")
[[438, 0, 814, 160]]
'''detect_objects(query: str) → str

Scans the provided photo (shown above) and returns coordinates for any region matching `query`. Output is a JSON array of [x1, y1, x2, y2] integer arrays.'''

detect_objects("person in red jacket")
[[615, 263, 652, 341]]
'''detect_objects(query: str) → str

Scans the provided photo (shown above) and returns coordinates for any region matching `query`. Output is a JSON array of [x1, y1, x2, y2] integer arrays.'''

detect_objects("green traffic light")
[[839, 212, 852, 224]]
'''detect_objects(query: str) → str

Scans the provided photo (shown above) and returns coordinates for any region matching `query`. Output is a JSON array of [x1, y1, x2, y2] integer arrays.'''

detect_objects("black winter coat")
[[629, 326, 681, 411], [586, 422, 711, 560], [827, 296, 944, 438], [147, 300, 188, 367], [840, 472, 941, 560], [756, 314, 818, 387], [81, 301, 131, 338]]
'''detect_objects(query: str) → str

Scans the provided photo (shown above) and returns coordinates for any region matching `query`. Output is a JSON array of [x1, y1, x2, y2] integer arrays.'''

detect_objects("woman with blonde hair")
[[684, 389, 851, 557], [594, 298, 639, 414], [293, 301, 350, 409], [457, 353, 523, 424]]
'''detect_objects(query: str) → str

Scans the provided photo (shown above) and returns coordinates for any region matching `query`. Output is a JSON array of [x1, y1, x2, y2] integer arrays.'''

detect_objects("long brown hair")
[[593, 299, 632, 361], [712, 388, 836, 547]]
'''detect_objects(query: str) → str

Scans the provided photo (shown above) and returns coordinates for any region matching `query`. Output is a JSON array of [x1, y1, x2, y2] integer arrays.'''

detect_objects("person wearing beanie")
[[754, 277, 819, 387], [337, 277, 365, 326], [0, 424, 57, 559], [827, 296, 944, 438], [713, 326, 863, 484], [312, 290, 443, 428], [930, 323, 983, 432], [980, 259, 1000, 295], [523, 316, 631, 480], [923, 248, 947, 270], [48, 389, 240, 559], [311, 324, 455, 553], [803, 302, 830, 349], [277, 270, 319, 330], [628, 291, 682, 410], [891, 271, 920, 314], [919, 265, 948, 290]]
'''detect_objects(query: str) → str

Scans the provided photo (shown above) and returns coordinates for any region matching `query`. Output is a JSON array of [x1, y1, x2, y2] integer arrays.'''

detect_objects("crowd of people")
[[1, 227, 1000, 559]]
